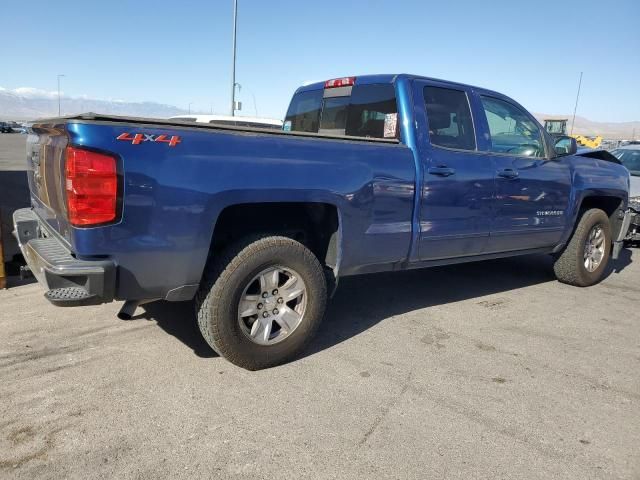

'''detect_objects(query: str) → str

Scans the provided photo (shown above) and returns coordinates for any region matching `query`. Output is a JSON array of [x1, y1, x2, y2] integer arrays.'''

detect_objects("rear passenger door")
[[414, 81, 495, 261], [475, 95, 572, 252]]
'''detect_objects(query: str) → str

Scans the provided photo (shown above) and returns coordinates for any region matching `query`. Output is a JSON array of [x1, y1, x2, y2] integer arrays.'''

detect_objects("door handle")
[[428, 166, 456, 177], [497, 168, 519, 179]]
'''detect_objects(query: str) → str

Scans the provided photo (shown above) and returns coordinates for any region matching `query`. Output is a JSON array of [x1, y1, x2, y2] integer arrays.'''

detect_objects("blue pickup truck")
[[13, 74, 632, 369]]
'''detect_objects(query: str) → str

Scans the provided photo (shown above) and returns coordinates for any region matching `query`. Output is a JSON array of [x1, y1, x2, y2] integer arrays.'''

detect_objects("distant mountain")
[[0, 87, 188, 120]]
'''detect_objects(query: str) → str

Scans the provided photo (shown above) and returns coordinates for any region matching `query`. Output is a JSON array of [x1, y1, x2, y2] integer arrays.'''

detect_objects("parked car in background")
[[14, 74, 632, 370], [169, 114, 283, 130], [612, 145, 640, 243], [0, 121, 14, 133], [14, 122, 29, 134]]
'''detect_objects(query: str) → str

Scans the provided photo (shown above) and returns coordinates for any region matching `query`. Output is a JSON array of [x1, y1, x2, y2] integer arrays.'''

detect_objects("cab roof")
[[295, 73, 505, 98]]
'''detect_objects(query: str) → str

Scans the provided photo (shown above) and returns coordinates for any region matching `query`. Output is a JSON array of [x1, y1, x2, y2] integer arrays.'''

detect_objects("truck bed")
[[37, 113, 399, 144]]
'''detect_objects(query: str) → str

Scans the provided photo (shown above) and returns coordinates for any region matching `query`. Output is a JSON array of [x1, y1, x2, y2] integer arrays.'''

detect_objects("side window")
[[284, 89, 323, 133], [424, 86, 476, 151], [480, 96, 544, 157], [345, 84, 398, 138]]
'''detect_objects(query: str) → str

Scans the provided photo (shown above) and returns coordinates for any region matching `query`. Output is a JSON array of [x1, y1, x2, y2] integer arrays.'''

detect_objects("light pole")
[[188, 102, 193, 114], [570, 72, 583, 135], [230, 0, 238, 116], [57, 74, 65, 116]]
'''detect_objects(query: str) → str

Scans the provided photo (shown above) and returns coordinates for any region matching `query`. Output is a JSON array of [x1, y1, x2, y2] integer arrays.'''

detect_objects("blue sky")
[[1, 0, 638, 121]]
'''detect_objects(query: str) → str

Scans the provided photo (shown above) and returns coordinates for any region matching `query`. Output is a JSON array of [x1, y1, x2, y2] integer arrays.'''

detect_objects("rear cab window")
[[283, 89, 323, 133], [284, 80, 399, 139]]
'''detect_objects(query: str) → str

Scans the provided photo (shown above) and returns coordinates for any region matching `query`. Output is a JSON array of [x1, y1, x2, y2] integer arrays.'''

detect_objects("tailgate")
[[26, 123, 72, 245]]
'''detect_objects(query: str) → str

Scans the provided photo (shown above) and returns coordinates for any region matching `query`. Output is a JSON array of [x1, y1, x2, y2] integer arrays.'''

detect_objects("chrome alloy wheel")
[[237, 266, 307, 345], [584, 224, 606, 272]]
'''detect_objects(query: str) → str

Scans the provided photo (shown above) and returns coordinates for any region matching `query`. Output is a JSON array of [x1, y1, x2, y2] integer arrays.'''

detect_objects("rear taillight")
[[65, 146, 118, 226], [324, 76, 356, 89]]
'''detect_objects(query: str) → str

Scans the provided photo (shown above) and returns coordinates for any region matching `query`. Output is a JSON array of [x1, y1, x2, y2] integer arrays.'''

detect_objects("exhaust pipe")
[[117, 299, 155, 320]]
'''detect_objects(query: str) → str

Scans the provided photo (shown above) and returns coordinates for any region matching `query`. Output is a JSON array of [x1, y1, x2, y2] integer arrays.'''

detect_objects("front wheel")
[[195, 235, 327, 370], [553, 208, 612, 287]]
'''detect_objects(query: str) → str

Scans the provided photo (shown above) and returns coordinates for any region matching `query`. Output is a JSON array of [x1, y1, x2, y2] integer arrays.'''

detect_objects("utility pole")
[[570, 72, 583, 135], [188, 102, 193, 114], [230, 0, 238, 116], [57, 74, 65, 116]]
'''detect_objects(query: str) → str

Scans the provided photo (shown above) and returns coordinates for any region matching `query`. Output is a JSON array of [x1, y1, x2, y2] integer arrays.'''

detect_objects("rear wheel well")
[[210, 202, 340, 271]]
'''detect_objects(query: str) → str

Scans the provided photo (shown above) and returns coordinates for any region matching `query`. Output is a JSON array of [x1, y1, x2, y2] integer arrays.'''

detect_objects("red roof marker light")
[[324, 77, 356, 89]]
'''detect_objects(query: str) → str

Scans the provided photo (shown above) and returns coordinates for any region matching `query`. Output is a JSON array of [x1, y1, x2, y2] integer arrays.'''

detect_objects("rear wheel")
[[195, 235, 327, 370], [553, 208, 611, 286]]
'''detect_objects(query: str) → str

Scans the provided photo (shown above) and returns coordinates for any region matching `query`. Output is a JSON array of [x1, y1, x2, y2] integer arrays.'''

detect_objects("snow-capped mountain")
[[0, 86, 187, 120]]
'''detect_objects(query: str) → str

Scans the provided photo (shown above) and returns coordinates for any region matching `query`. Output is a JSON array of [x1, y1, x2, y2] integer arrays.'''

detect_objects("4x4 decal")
[[116, 132, 181, 147]]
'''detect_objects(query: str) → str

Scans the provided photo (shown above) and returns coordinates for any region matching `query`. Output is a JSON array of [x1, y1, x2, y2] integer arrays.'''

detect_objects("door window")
[[424, 86, 476, 151], [480, 96, 544, 157]]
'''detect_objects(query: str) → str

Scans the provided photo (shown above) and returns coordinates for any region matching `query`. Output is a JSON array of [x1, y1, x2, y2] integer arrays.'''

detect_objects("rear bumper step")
[[45, 287, 102, 307], [12, 208, 116, 306]]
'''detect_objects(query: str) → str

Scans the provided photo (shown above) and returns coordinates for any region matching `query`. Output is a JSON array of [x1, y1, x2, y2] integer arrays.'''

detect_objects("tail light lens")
[[65, 146, 118, 226]]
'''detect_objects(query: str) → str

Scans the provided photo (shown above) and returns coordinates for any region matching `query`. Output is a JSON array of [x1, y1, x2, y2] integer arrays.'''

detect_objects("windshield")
[[612, 148, 640, 176]]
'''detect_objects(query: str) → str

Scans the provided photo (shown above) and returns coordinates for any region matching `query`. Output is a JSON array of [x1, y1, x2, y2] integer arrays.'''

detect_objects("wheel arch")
[[203, 201, 343, 291], [559, 193, 625, 250], [578, 194, 626, 239]]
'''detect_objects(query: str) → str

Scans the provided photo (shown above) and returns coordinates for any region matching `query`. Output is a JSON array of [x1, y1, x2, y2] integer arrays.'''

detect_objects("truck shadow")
[[136, 301, 218, 358], [304, 254, 557, 358], [305, 250, 634, 359], [135, 249, 633, 361], [610, 246, 633, 273]]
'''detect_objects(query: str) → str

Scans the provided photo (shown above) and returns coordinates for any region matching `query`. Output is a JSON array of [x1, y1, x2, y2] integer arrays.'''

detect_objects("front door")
[[476, 95, 572, 252], [416, 82, 495, 261]]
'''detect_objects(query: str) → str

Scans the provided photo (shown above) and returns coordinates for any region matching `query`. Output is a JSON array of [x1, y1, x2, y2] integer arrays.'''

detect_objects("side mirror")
[[553, 136, 578, 156]]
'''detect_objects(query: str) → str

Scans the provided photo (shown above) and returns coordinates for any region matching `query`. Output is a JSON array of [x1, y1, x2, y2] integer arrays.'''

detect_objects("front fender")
[[557, 157, 629, 249]]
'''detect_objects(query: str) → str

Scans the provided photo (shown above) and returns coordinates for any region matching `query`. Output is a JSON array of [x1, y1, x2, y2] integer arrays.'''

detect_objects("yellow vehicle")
[[571, 134, 603, 149], [543, 119, 602, 149]]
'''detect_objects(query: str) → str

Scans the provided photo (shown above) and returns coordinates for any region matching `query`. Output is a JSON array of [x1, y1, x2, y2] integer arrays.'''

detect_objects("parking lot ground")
[[0, 252, 639, 479], [1, 134, 639, 479]]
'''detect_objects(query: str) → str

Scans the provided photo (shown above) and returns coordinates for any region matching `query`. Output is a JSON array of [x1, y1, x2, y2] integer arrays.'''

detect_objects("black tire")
[[195, 235, 327, 370], [553, 208, 611, 286]]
